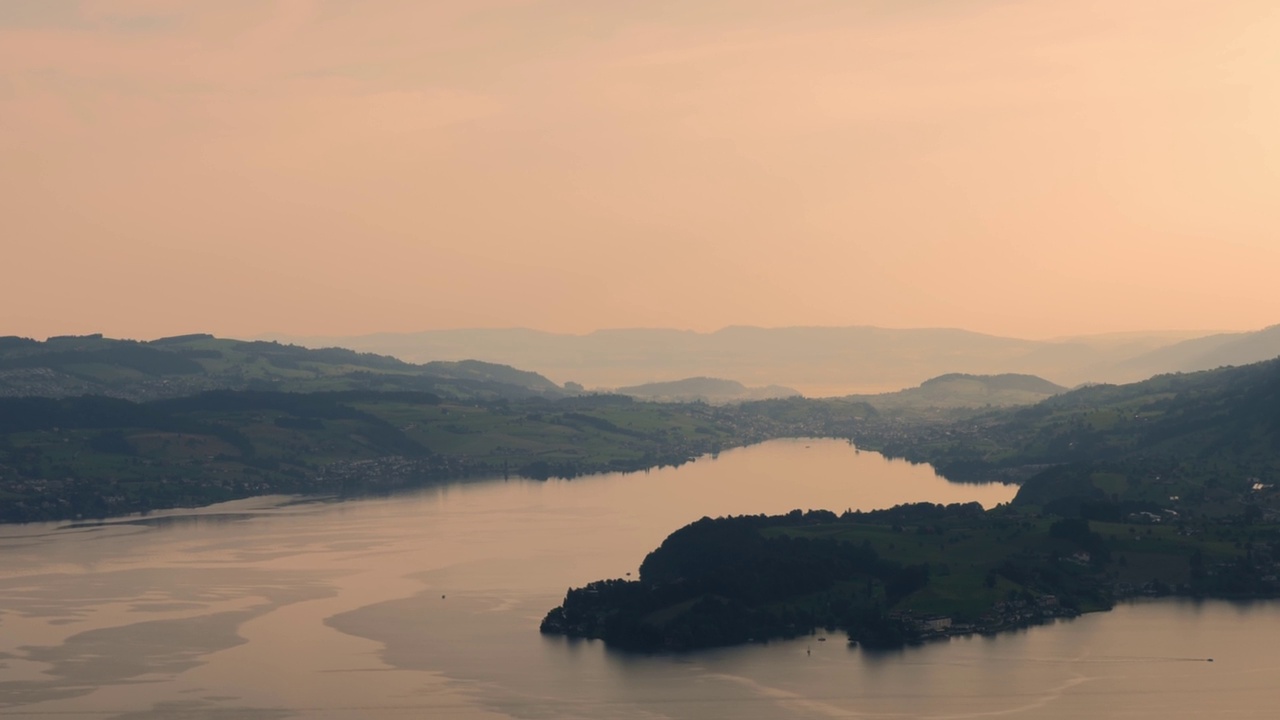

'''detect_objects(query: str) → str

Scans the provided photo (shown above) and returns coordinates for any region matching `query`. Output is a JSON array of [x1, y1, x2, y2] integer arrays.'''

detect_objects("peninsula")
[[544, 357, 1280, 650]]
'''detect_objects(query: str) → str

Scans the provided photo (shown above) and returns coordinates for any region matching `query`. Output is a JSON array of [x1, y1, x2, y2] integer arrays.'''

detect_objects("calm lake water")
[[2, 438, 1278, 719]]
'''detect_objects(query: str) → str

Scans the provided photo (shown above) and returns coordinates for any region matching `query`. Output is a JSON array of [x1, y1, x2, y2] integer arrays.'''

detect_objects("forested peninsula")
[[544, 358, 1280, 650]]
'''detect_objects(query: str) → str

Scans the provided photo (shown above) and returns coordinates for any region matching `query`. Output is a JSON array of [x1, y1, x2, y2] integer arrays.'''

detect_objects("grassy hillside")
[[0, 391, 777, 523]]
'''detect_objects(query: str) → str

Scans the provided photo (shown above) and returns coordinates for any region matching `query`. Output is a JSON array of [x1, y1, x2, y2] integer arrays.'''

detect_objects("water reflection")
[[62, 513, 266, 530], [1, 439, 1278, 719]]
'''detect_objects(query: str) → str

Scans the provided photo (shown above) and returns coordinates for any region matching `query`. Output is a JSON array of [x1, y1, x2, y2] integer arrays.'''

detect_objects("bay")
[[0, 438, 1276, 719]]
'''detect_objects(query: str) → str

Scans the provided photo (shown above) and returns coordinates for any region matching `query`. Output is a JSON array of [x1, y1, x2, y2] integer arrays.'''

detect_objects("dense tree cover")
[[544, 502, 1280, 651], [540, 503, 1045, 651]]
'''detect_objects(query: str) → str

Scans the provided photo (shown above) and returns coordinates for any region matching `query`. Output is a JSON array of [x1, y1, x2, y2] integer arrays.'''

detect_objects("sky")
[[3, 0, 1279, 341]]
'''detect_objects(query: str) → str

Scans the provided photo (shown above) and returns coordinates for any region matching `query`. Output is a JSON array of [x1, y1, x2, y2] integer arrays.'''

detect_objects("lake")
[[1, 438, 1278, 719]]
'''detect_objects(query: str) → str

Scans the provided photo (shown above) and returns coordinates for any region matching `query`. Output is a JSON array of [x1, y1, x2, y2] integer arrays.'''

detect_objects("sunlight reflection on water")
[[1, 439, 1277, 719]]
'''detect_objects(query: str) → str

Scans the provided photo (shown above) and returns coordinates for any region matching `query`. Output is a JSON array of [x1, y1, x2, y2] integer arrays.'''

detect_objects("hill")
[[613, 377, 800, 403], [0, 391, 781, 523], [845, 373, 1066, 415], [0, 334, 563, 402], [849, 359, 1280, 517]]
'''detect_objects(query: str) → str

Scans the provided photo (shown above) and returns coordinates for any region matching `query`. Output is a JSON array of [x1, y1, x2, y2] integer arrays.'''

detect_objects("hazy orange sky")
[[4, 0, 1278, 341]]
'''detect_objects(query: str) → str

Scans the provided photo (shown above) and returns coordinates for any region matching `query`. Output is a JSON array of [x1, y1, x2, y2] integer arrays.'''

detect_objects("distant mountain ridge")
[[266, 325, 1267, 395], [1110, 324, 1280, 379]]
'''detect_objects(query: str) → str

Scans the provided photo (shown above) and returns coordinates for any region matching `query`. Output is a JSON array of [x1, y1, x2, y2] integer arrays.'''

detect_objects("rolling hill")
[[613, 377, 799, 403], [845, 373, 1067, 414], [0, 334, 564, 401]]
